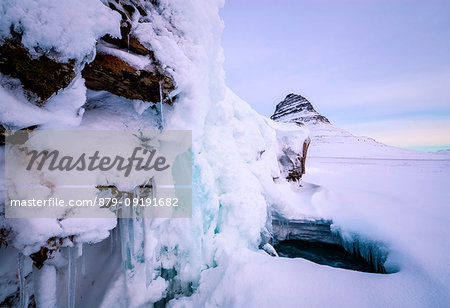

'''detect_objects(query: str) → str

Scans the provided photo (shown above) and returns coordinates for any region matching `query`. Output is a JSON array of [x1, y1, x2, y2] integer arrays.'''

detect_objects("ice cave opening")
[[274, 239, 388, 274], [271, 218, 396, 274]]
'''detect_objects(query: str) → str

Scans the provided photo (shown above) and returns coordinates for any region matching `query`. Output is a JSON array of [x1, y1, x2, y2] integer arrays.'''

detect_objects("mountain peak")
[[271, 93, 330, 125]]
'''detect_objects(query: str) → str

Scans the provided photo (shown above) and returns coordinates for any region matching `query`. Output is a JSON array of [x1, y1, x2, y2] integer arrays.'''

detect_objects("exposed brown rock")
[[281, 137, 310, 182], [101, 17, 154, 58], [84, 0, 175, 103], [103, 1, 153, 57], [0, 1, 176, 108], [29, 236, 67, 269], [0, 40, 76, 103], [301, 137, 311, 175], [103, 32, 154, 57], [286, 170, 302, 182], [29, 247, 50, 269], [82, 53, 174, 103]]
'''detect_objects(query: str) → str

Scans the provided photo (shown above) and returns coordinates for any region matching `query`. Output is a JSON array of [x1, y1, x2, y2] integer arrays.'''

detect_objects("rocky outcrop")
[[82, 53, 174, 103], [81, 0, 175, 103], [271, 93, 330, 125], [278, 137, 310, 182], [0, 39, 76, 104], [102, 0, 152, 57], [0, 0, 175, 106], [301, 138, 310, 173]]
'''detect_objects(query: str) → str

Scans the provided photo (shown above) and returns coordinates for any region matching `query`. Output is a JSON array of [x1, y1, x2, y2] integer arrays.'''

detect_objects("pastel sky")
[[220, 0, 450, 150]]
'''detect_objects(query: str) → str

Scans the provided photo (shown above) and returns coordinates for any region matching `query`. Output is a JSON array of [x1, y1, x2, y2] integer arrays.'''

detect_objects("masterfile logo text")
[[5, 130, 192, 218]]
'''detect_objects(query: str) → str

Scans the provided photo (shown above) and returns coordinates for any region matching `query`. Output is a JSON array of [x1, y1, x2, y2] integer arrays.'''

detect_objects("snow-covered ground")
[[175, 153, 450, 307]]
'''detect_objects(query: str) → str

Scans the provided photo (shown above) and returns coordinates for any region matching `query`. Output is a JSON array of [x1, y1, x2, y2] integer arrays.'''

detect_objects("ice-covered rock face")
[[271, 93, 330, 125], [0, 40, 76, 103], [82, 0, 176, 103], [0, 0, 121, 107], [0, 0, 313, 306], [271, 121, 311, 182], [0, 0, 175, 107]]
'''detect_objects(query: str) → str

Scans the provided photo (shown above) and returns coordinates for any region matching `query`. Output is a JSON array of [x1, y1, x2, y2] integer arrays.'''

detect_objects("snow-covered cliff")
[[0, 1, 310, 306]]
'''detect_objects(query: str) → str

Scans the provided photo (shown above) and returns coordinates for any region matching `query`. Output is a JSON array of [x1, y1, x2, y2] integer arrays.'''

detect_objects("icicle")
[[159, 81, 164, 129], [337, 232, 389, 273], [80, 244, 86, 278], [286, 219, 290, 240], [126, 191, 135, 270], [110, 227, 115, 255], [119, 217, 134, 270], [144, 178, 157, 287], [144, 219, 153, 288], [18, 252, 27, 308], [119, 217, 127, 267], [133, 188, 146, 266], [128, 218, 135, 268], [127, 33, 130, 52], [68, 245, 77, 308], [33, 265, 57, 307], [115, 221, 120, 249]]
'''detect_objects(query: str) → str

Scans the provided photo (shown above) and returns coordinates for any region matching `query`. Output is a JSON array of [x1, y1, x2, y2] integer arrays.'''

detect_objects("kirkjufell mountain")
[[271, 93, 330, 125], [271, 93, 431, 158]]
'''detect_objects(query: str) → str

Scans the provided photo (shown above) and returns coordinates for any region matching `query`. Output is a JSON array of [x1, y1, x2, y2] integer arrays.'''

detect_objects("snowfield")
[[173, 154, 450, 307]]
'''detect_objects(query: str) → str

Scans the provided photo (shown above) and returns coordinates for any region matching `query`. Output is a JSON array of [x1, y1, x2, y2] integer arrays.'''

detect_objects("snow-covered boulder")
[[268, 120, 310, 181]]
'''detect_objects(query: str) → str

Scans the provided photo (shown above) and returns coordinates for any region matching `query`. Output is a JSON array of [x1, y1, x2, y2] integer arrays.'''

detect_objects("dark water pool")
[[274, 239, 386, 273]]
